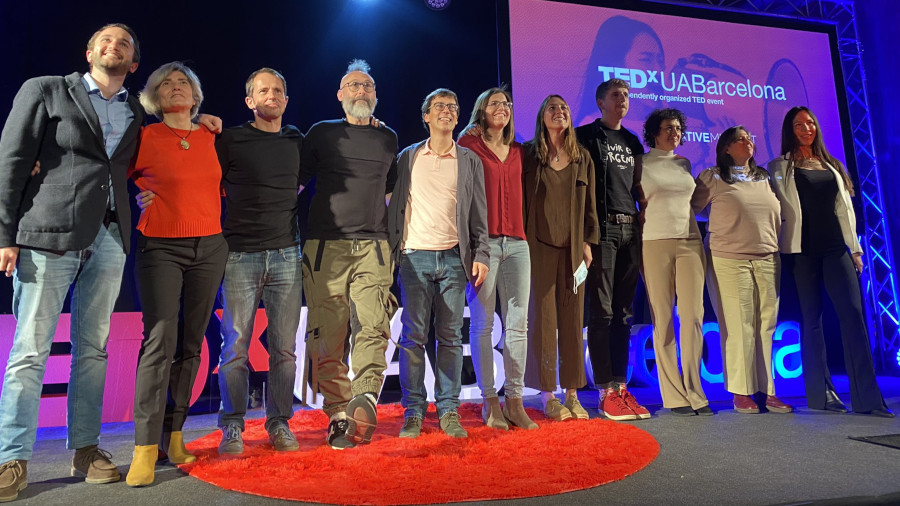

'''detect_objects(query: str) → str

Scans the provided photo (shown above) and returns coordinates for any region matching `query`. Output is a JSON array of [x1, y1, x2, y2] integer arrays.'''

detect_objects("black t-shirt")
[[603, 127, 638, 215], [795, 167, 846, 255], [217, 122, 303, 252], [299, 120, 398, 240]]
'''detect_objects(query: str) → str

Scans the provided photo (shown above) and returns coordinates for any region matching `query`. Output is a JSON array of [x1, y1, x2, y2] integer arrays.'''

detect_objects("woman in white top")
[[640, 109, 711, 416], [768, 106, 892, 417]]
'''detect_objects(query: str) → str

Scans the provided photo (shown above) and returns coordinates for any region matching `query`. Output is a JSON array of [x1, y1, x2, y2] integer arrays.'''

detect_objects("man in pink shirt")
[[387, 88, 490, 438]]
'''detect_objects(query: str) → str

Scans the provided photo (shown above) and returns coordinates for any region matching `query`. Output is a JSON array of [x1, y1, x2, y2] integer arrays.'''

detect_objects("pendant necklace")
[[162, 121, 193, 150]]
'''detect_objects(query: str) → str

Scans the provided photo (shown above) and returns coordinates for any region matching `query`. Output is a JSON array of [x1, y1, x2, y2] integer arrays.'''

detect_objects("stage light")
[[425, 0, 451, 10]]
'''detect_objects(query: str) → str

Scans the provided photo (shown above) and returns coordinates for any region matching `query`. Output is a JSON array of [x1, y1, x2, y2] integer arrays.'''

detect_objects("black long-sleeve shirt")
[[299, 120, 398, 240], [217, 122, 303, 252]]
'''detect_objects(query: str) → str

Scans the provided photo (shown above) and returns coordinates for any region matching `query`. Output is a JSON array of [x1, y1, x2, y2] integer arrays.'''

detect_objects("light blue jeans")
[[0, 223, 125, 461], [217, 246, 302, 432], [398, 247, 467, 419], [465, 236, 530, 398]]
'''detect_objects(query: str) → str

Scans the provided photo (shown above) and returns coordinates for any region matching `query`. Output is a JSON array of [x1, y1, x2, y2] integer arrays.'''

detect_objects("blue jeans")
[[0, 223, 125, 461], [465, 236, 530, 398], [217, 246, 302, 431], [398, 248, 467, 419]]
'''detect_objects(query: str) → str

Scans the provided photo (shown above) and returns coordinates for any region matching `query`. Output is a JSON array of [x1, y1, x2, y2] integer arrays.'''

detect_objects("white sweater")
[[641, 148, 701, 241]]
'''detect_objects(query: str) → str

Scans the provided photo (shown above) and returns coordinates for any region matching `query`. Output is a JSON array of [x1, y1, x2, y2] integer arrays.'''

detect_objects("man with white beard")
[[298, 59, 399, 449]]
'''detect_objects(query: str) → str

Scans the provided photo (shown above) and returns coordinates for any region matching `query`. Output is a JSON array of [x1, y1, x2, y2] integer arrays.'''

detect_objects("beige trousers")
[[301, 239, 397, 417], [709, 255, 780, 396], [642, 238, 708, 409]]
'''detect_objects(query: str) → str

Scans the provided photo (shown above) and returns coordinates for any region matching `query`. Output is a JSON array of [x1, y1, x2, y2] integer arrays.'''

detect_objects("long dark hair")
[[780, 106, 854, 196], [715, 126, 767, 184]]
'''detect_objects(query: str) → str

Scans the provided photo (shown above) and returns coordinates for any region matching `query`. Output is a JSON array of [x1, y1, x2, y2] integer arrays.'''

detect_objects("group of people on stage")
[[0, 21, 894, 502]]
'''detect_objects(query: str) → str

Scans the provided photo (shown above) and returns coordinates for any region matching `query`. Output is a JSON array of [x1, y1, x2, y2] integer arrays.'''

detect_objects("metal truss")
[[653, 0, 900, 372]]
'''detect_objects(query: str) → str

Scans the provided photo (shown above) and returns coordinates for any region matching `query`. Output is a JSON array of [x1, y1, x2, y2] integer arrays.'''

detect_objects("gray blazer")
[[387, 140, 490, 282], [0, 72, 143, 253]]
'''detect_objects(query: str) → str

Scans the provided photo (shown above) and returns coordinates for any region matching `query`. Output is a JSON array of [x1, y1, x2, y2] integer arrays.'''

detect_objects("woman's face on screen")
[[624, 32, 664, 70]]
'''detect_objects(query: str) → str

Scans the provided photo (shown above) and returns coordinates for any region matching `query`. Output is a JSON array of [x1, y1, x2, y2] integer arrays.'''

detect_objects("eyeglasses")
[[487, 101, 512, 109], [342, 81, 376, 93], [731, 135, 754, 144], [663, 125, 683, 134], [431, 102, 460, 113]]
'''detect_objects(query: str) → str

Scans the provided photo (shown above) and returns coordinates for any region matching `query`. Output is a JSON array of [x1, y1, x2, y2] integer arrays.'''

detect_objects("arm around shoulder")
[[691, 168, 716, 217]]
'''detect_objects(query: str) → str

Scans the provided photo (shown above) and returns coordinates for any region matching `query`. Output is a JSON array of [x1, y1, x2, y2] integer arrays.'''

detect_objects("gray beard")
[[342, 97, 376, 121]]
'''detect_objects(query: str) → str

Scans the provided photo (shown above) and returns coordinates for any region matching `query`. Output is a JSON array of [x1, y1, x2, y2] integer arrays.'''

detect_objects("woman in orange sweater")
[[125, 62, 227, 486]]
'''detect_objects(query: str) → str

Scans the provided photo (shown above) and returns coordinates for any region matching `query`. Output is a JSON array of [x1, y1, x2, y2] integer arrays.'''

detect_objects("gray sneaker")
[[398, 416, 422, 438], [218, 423, 244, 455], [0, 460, 27, 503], [439, 412, 468, 438], [268, 424, 299, 452]]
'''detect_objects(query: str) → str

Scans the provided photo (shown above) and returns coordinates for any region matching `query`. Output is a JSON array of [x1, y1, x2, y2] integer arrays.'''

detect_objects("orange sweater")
[[129, 123, 222, 238]]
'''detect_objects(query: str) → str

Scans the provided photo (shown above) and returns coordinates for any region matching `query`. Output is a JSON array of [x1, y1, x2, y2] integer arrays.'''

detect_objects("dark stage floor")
[[11, 377, 900, 506]]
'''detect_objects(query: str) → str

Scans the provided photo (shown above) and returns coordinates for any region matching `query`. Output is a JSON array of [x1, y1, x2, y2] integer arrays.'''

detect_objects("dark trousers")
[[792, 251, 886, 412], [586, 222, 641, 387], [133, 234, 228, 445]]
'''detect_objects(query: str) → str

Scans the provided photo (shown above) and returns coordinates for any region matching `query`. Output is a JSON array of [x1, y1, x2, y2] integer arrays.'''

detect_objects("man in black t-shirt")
[[575, 78, 650, 421], [298, 59, 398, 450], [214, 68, 303, 456]]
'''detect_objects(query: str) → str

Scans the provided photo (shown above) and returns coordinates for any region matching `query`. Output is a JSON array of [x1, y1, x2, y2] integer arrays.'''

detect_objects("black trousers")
[[133, 234, 228, 445], [791, 251, 886, 412], [586, 222, 641, 387]]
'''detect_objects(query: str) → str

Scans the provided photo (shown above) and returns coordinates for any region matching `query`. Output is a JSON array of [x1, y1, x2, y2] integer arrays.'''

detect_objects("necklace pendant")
[[180, 139, 191, 150]]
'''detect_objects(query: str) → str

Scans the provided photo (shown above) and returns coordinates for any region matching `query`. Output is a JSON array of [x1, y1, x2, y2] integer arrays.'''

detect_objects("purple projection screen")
[[508, 0, 845, 173]]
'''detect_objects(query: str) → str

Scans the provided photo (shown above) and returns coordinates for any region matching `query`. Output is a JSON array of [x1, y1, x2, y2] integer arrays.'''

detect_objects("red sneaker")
[[733, 394, 760, 414], [619, 386, 651, 419], [765, 395, 793, 413], [599, 388, 637, 421]]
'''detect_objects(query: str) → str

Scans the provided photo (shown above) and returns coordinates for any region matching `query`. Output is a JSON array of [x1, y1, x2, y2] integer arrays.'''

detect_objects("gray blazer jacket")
[[387, 140, 490, 282], [0, 72, 143, 253]]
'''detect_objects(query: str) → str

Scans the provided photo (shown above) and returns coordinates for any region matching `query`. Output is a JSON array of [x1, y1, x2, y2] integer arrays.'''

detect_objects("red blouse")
[[458, 135, 526, 240]]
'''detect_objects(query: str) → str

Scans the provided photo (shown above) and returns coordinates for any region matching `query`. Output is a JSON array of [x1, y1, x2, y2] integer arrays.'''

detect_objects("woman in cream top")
[[640, 108, 711, 416]]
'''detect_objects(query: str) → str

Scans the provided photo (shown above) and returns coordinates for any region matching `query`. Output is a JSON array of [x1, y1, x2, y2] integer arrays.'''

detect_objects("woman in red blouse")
[[459, 88, 537, 430], [125, 62, 227, 486]]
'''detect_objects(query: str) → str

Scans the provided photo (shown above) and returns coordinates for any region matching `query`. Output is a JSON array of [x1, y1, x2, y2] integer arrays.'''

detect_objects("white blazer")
[[767, 154, 862, 255]]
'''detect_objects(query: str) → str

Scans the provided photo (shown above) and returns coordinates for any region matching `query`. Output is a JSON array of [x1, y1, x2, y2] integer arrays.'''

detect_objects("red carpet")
[[182, 403, 659, 504]]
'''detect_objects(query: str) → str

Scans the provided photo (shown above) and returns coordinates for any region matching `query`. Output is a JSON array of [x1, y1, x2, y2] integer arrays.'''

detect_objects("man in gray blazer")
[[0, 23, 144, 499], [386, 88, 489, 439]]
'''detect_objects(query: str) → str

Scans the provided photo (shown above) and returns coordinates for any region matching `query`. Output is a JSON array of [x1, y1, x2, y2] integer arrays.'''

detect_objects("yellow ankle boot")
[[164, 431, 196, 464], [126, 444, 157, 487]]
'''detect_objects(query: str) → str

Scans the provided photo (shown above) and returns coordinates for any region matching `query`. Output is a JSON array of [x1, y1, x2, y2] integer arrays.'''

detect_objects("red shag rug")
[[182, 403, 659, 504]]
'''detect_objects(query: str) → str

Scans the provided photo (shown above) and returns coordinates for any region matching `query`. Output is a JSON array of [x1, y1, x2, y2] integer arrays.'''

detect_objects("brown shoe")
[[733, 394, 760, 414], [765, 395, 793, 413], [0, 460, 27, 502], [564, 395, 590, 420], [71, 445, 121, 484], [481, 396, 509, 430], [543, 398, 573, 421], [502, 396, 538, 430]]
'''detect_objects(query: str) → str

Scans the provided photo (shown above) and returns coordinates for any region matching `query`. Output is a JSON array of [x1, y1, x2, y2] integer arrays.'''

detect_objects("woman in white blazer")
[[768, 106, 892, 417]]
